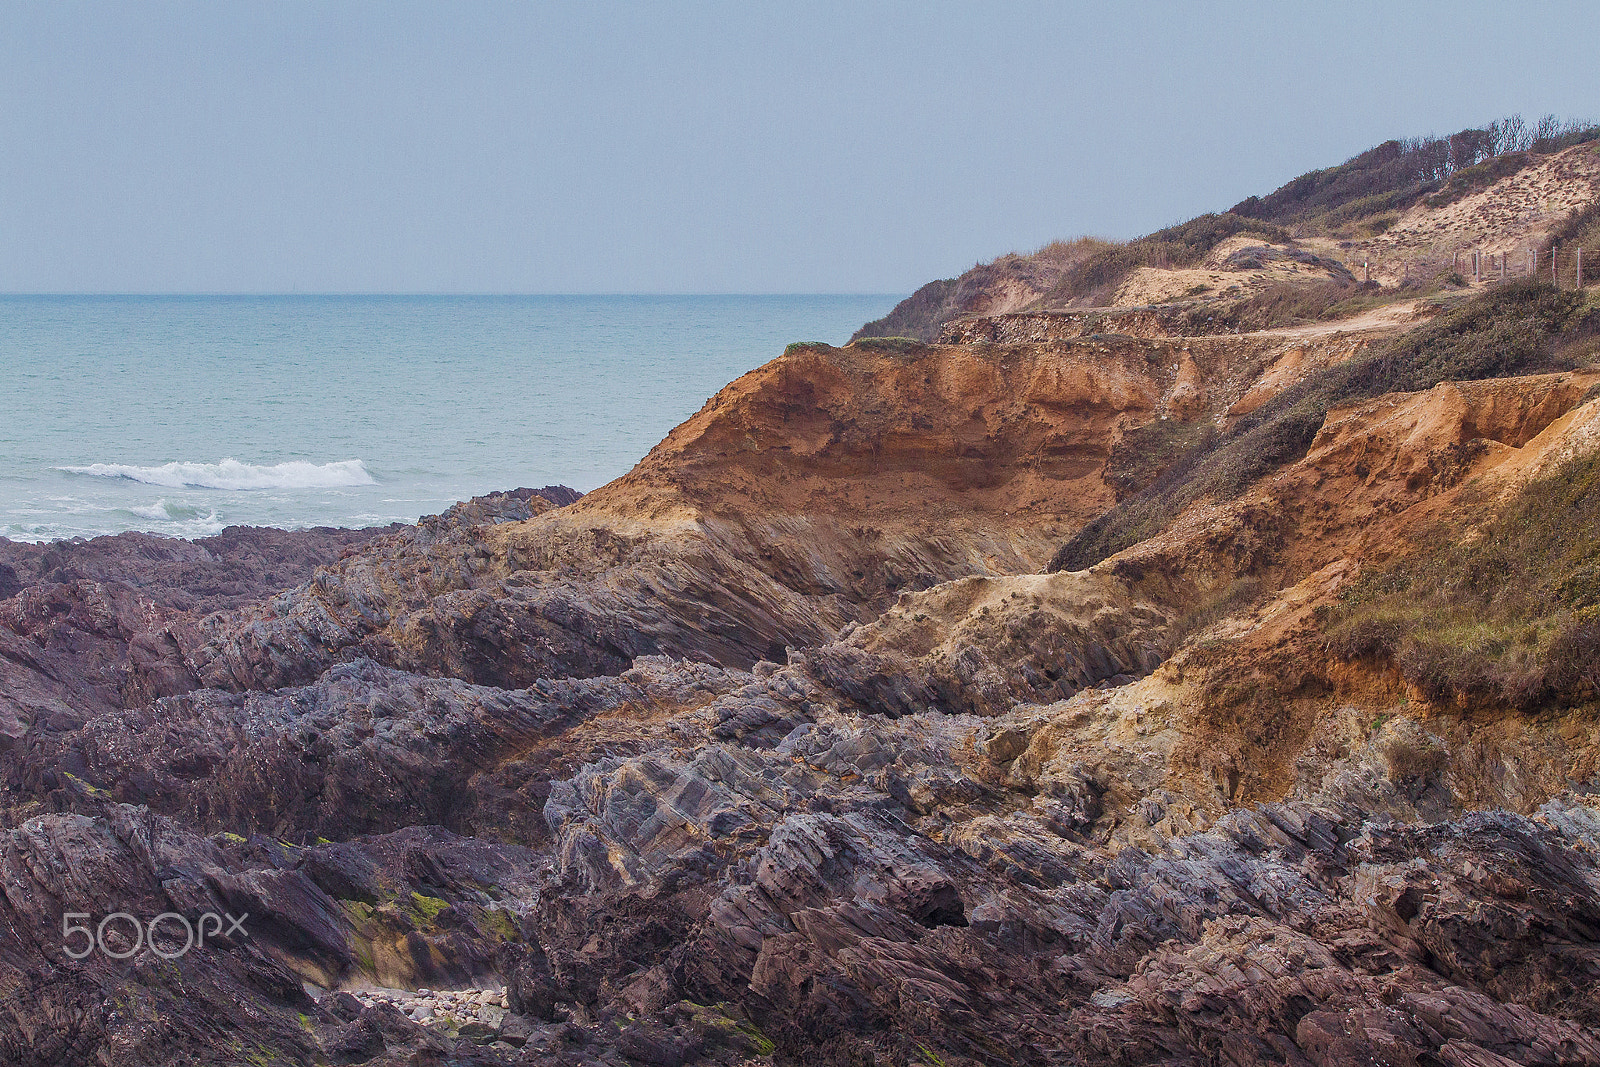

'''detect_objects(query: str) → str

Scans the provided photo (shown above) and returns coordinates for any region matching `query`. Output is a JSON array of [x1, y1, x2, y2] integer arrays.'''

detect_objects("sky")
[[1, 1, 1597, 295]]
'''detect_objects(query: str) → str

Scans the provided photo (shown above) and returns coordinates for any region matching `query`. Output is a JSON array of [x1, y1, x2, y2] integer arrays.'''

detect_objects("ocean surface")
[[0, 294, 898, 543]]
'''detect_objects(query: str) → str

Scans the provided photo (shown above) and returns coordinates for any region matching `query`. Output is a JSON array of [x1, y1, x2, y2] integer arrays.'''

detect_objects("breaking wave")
[[58, 459, 376, 491]]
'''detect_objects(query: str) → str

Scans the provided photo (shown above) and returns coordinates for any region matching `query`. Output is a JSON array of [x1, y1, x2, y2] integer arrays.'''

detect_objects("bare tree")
[[1491, 114, 1530, 155], [1412, 136, 1452, 181]]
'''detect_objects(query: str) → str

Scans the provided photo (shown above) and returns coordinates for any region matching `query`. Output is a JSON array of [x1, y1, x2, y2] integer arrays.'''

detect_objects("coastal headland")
[[4, 129, 1600, 1066]]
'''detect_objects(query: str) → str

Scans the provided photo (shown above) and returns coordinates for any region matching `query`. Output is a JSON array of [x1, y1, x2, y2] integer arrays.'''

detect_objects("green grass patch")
[[736, 1021, 776, 1057], [409, 892, 449, 925], [480, 906, 521, 942]]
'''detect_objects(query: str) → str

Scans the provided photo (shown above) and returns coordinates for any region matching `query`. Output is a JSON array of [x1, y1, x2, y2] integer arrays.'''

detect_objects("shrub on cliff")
[[851, 238, 1113, 342], [1232, 116, 1599, 229]]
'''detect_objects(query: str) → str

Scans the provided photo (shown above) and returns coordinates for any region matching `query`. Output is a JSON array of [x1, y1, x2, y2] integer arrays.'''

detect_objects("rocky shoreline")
[[0, 325, 1596, 1065], [3, 266, 1600, 1065]]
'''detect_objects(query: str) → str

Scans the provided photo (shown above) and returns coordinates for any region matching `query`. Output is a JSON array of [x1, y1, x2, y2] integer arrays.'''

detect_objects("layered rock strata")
[[1, 318, 1599, 1067]]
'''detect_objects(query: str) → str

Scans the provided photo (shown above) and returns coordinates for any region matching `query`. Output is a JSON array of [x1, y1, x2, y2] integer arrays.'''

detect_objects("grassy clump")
[[1167, 576, 1264, 646], [1383, 731, 1449, 783], [1050, 281, 1599, 572], [1104, 417, 1216, 500], [1323, 448, 1600, 708], [850, 335, 924, 351]]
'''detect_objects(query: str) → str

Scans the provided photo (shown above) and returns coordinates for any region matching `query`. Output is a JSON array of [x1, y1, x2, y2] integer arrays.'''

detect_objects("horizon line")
[[0, 290, 906, 299]]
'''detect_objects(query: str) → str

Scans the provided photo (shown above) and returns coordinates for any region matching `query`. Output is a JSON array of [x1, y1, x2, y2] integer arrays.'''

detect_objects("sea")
[[0, 294, 898, 543]]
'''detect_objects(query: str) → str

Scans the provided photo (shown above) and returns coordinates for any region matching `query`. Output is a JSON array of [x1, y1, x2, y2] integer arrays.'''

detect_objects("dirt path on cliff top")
[[1055, 297, 1427, 341], [1260, 298, 1427, 339]]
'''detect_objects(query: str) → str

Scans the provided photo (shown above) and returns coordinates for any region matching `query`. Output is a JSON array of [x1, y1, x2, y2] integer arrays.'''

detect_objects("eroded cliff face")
[[165, 329, 1414, 703], [2, 287, 1600, 1066], [172, 334, 1368, 697]]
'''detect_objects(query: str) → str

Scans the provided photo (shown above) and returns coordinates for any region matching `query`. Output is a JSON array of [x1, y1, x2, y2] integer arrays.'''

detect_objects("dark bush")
[[1229, 137, 1437, 224], [1173, 279, 1398, 333], [1231, 118, 1599, 229], [1543, 185, 1600, 255], [1424, 151, 1533, 209], [1382, 734, 1449, 783], [1545, 623, 1600, 696], [850, 336, 923, 352], [1104, 418, 1215, 500]]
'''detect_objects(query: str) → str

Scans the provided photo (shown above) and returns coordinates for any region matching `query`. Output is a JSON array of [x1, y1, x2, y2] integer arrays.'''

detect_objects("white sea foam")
[[3, 509, 225, 543], [128, 498, 178, 520], [58, 459, 376, 491]]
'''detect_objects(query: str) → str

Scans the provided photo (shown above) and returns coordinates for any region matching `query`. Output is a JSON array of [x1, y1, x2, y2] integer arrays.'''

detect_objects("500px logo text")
[[62, 910, 249, 960]]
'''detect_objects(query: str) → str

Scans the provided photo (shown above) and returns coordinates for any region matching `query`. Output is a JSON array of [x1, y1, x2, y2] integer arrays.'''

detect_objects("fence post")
[[1578, 247, 1583, 289]]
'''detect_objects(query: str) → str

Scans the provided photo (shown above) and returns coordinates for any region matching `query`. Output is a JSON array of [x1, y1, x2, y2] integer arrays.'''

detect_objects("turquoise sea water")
[[0, 295, 897, 542]]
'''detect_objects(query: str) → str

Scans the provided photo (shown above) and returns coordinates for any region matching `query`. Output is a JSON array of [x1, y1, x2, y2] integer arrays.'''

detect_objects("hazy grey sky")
[[2, 1, 1596, 294]]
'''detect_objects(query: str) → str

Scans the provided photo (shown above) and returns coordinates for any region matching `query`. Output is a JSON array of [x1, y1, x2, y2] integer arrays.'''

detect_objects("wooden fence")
[[1449, 246, 1593, 288]]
